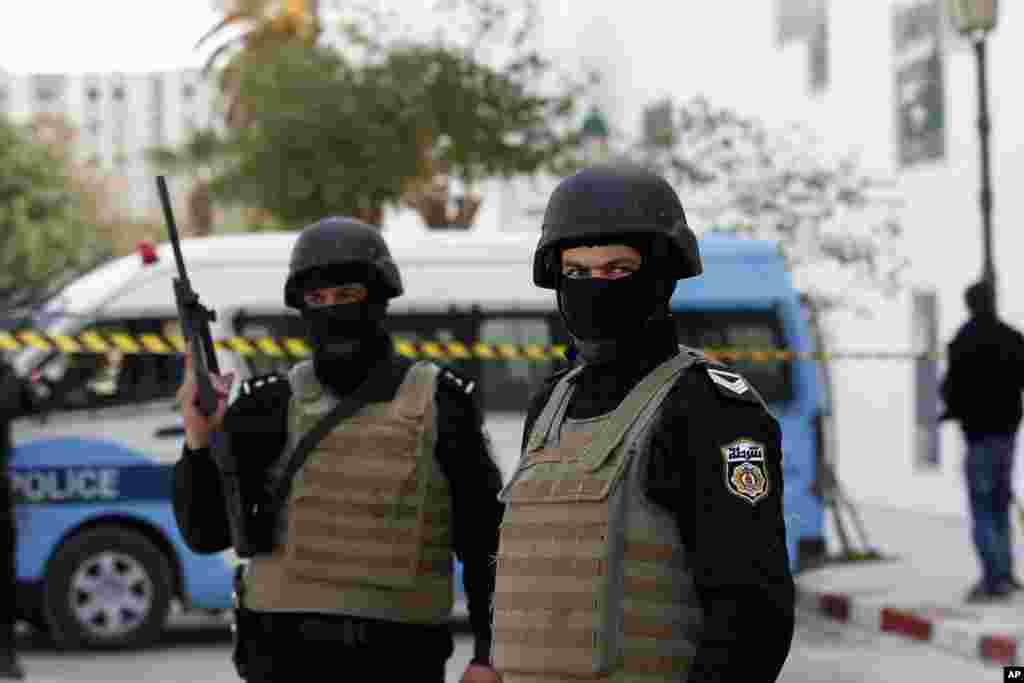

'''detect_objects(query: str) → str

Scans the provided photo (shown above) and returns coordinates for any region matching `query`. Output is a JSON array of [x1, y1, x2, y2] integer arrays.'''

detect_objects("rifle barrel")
[[156, 176, 191, 288]]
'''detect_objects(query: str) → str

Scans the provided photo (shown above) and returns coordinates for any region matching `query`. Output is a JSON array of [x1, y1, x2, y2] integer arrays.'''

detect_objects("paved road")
[[11, 607, 1001, 682]]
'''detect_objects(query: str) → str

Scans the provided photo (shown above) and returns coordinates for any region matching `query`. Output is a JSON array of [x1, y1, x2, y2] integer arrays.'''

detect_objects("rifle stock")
[[157, 175, 255, 557]]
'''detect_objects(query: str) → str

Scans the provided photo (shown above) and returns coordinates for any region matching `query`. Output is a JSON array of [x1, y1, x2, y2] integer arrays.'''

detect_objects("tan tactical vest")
[[493, 349, 703, 682], [243, 360, 454, 624]]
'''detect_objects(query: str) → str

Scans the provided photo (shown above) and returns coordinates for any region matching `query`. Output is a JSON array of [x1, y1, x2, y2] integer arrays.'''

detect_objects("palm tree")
[[197, 0, 322, 128], [145, 128, 224, 236]]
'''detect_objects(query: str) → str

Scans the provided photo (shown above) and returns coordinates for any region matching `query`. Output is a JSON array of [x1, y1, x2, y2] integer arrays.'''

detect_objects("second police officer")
[[490, 165, 796, 682], [173, 217, 504, 682]]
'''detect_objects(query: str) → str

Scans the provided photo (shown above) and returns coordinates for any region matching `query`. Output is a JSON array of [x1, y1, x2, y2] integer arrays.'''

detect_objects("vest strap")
[[579, 351, 697, 473], [525, 365, 586, 453]]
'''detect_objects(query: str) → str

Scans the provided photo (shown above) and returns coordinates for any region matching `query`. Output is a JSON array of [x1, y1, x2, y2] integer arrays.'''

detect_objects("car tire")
[[42, 526, 172, 650]]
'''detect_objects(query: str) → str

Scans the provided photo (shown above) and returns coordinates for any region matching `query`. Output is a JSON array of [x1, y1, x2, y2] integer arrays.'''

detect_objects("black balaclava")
[[555, 236, 675, 365], [297, 265, 392, 395]]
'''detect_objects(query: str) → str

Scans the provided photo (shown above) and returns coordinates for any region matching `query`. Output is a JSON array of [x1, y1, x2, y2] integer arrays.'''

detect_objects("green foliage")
[[145, 127, 224, 177], [365, 42, 584, 186], [0, 117, 107, 312], [210, 43, 424, 225], [200, 0, 590, 227]]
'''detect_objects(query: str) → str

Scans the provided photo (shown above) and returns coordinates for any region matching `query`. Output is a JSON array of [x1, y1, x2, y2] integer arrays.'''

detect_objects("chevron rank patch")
[[707, 368, 748, 394], [705, 367, 763, 405], [721, 438, 770, 505]]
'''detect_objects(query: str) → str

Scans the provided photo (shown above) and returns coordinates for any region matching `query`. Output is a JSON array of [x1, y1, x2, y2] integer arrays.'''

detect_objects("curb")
[[797, 589, 1021, 666]]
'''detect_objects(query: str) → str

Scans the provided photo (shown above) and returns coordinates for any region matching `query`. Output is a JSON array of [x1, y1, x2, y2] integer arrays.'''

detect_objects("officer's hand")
[[461, 663, 501, 683], [178, 347, 234, 450]]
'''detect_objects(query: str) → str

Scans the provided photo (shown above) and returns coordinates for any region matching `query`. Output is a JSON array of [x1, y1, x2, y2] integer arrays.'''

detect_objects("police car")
[[7, 223, 546, 649]]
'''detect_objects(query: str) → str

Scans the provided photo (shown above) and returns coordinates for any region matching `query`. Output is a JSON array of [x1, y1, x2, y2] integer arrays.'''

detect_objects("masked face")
[[558, 271, 662, 340], [303, 301, 387, 355], [556, 244, 662, 340], [300, 283, 386, 359]]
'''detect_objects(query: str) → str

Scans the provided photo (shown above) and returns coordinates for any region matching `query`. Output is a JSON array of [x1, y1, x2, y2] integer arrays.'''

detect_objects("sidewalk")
[[795, 501, 1024, 666]]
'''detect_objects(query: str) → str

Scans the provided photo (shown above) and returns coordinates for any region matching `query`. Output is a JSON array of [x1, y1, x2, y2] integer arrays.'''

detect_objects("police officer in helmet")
[[491, 165, 795, 682], [174, 217, 503, 682]]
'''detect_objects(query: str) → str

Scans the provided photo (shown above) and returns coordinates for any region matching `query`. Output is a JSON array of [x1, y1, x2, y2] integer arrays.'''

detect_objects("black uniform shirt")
[[520, 318, 795, 683], [940, 312, 1024, 441], [172, 353, 504, 666]]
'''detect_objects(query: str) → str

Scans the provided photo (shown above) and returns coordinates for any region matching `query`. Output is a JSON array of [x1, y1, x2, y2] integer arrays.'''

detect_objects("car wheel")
[[43, 527, 172, 650]]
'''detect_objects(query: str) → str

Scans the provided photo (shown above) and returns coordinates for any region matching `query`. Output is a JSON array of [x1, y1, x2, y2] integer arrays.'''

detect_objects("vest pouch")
[[494, 447, 620, 677], [501, 426, 620, 505], [283, 415, 427, 589]]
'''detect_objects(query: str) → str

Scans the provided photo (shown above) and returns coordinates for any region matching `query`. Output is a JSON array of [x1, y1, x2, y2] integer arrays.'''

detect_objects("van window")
[[232, 311, 307, 378], [34, 318, 184, 413], [387, 311, 569, 414], [477, 316, 563, 413], [387, 314, 476, 380], [674, 310, 793, 405]]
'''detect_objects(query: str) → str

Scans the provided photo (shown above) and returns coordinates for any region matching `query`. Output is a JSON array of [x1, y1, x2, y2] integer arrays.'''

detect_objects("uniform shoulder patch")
[[438, 367, 476, 395], [721, 438, 770, 505], [701, 364, 761, 404]]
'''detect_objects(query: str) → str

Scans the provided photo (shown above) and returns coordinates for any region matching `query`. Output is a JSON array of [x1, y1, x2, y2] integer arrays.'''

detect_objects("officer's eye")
[[608, 266, 636, 277], [562, 267, 589, 279]]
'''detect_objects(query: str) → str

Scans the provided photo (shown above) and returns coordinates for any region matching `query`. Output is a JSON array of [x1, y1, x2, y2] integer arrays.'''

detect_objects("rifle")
[[157, 176, 255, 557]]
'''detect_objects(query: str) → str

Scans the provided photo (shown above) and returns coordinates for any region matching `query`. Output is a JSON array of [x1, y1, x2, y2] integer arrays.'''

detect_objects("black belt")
[[242, 609, 450, 647], [232, 567, 450, 648]]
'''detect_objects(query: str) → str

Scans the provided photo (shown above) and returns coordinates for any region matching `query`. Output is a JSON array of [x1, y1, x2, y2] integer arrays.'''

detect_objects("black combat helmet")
[[533, 164, 702, 289], [284, 217, 403, 309]]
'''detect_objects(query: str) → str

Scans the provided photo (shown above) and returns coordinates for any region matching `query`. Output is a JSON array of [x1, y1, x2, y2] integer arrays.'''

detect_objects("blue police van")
[[8, 229, 829, 649], [671, 235, 829, 569]]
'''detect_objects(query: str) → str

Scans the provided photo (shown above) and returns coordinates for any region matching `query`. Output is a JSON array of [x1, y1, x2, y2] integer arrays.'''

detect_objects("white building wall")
[[789, 1, 1024, 517], [500, 0, 1024, 518], [0, 68, 220, 222]]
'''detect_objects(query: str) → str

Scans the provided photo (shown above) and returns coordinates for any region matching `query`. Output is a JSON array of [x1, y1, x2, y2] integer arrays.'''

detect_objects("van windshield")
[[674, 310, 793, 405]]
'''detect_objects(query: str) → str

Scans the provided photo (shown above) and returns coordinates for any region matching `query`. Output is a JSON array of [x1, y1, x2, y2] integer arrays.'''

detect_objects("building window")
[[113, 86, 125, 101], [182, 84, 196, 99], [808, 19, 829, 93], [87, 120, 101, 136], [86, 86, 101, 103], [31, 74, 66, 107]]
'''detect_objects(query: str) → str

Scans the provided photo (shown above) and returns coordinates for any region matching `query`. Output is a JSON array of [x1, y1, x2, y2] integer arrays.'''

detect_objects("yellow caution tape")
[[0, 330, 947, 361]]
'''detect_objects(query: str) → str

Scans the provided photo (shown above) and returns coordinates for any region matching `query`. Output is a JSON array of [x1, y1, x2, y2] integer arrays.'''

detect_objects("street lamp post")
[[947, 0, 999, 305]]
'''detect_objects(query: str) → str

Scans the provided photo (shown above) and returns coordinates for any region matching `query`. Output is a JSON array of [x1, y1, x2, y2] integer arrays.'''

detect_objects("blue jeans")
[[965, 433, 1017, 591]]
